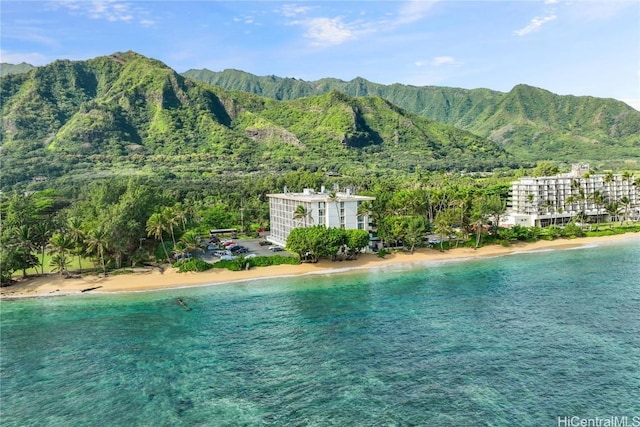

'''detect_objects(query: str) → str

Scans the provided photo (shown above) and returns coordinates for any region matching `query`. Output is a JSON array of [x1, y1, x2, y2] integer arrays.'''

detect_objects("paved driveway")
[[198, 238, 291, 263]]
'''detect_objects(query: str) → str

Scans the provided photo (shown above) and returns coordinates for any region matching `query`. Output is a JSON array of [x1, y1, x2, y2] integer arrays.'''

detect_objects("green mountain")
[[0, 62, 35, 77], [183, 69, 640, 162], [0, 52, 513, 190]]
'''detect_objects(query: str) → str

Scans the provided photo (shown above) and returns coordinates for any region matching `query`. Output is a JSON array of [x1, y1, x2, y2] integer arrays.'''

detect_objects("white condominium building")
[[267, 187, 375, 246], [506, 164, 638, 227]]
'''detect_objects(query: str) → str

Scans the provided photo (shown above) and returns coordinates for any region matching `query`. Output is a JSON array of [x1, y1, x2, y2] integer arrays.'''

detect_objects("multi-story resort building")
[[506, 164, 638, 227], [267, 187, 375, 246]]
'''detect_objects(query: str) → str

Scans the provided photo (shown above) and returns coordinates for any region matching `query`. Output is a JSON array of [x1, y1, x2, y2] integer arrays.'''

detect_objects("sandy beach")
[[2, 233, 637, 299]]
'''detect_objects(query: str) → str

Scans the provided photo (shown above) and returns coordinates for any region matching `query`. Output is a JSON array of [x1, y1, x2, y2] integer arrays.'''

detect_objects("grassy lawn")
[[12, 253, 97, 277]]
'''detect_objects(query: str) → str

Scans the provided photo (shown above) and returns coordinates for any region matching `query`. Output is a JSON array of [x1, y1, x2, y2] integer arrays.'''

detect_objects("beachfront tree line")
[[286, 226, 370, 263], [1, 168, 638, 283]]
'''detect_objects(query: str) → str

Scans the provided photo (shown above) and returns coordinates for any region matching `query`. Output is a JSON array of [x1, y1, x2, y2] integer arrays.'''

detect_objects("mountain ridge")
[[0, 51, 514, 190], [183, 68, 640, 162]]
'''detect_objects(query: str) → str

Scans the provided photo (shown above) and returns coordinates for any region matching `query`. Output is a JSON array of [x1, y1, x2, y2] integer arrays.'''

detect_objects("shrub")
[[174, 258, 214, 272], [561, 223, 585, 238], [247, 255, 299, 267], [213, 255, 299, 271], [212, 258, 245, 271]]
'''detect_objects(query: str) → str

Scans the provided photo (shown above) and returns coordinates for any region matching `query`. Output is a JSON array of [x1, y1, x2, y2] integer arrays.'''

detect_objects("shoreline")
[[1, 233, 637, 300]]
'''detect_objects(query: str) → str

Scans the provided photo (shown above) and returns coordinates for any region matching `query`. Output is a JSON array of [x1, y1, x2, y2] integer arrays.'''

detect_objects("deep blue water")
[[1, 238, 639, 426]]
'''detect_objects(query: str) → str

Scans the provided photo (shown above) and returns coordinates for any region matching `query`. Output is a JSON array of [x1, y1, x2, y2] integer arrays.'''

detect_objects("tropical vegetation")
[[1, 166, 638, 284], [2, 52, 639, 285]]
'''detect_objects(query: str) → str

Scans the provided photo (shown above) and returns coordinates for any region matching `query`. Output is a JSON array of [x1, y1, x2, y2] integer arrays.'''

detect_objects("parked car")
[[259, 241, 271, 246], [233, 247, 248, 254], [244, 253, 257, 259], [269, 246, 283, 252], [213, 250, 231, 257], [220, 255, 236, 261], [222, 241, 236, 247]]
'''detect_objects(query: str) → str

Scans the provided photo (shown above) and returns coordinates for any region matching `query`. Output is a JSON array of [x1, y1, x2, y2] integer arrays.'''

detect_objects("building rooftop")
[[267, 187, 375, 202]]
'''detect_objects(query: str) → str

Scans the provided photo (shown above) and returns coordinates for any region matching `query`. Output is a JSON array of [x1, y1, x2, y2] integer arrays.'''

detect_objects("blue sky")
[[2, 1, 639, 109]]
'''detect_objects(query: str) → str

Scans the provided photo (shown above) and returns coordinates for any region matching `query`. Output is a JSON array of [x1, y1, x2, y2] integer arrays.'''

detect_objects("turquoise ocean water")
[[1, 238, 639, 426]]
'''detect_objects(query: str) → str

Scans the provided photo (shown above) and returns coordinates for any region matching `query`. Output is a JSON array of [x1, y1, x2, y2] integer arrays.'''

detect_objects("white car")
[[244, 253, 258, 259], [220, 255, 236, 261]]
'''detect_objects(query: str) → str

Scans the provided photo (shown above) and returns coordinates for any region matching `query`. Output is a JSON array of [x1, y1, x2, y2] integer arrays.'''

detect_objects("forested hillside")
[[184, 69, 640, 162], [0, 51, 514, 191]]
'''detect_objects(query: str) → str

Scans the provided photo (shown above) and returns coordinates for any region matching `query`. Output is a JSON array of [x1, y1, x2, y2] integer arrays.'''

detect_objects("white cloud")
[[432, 56, 456, 66], [279, 4, 314, 18], [303, 17, 355, 46], [415, 56, 459, 67], [232, 15, 257, 26], [514, 12, 557, 36], [396, 0, 439, 25], [56, 1, 151, 25]]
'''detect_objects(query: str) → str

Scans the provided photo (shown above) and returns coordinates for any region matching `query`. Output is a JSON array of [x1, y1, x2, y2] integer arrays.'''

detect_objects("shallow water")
[[1, 239, 639, 426]]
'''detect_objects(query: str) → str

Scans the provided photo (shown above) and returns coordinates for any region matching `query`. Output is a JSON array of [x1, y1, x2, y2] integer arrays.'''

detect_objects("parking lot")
[[199, 237, 290, 263]]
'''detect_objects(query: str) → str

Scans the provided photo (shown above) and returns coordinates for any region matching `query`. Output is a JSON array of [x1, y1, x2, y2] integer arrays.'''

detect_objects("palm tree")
[[542, 199, 555, 226], [172, 241, 188, 261], [180, 230, 201, 255], [293, 204, 313, 227], [49, 254, 71, 277], [161, 207, 180, 246], [604, 171, 614, 184], [32, 220, 53, 274], [404, 216, 426, 254], [556, 207, 564, 226], [619, 196, 631, 224], [567, 187, 589, 228], [434, 211, 454, 252], [13, 225, 37, 253], [48, 232, 74, 277], [472, 196, 491, 249], [451, 193, 472, 241], [591, 190, 605, 230], [12, 225, 39, 277], [621, 171, 634, 210], [146, 212, 171, 264], [485, 194, 506, 232], [66, 217, 86, 273], [605, 201, 622, 227], [525, 193, 535, 215], [173, 203, 189, 231], [327, 191, 342, 228], [86, 227, 110, 274]]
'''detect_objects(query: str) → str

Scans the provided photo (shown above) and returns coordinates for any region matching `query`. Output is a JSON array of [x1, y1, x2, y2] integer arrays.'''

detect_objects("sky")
[[1, 0, 639, 110]]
